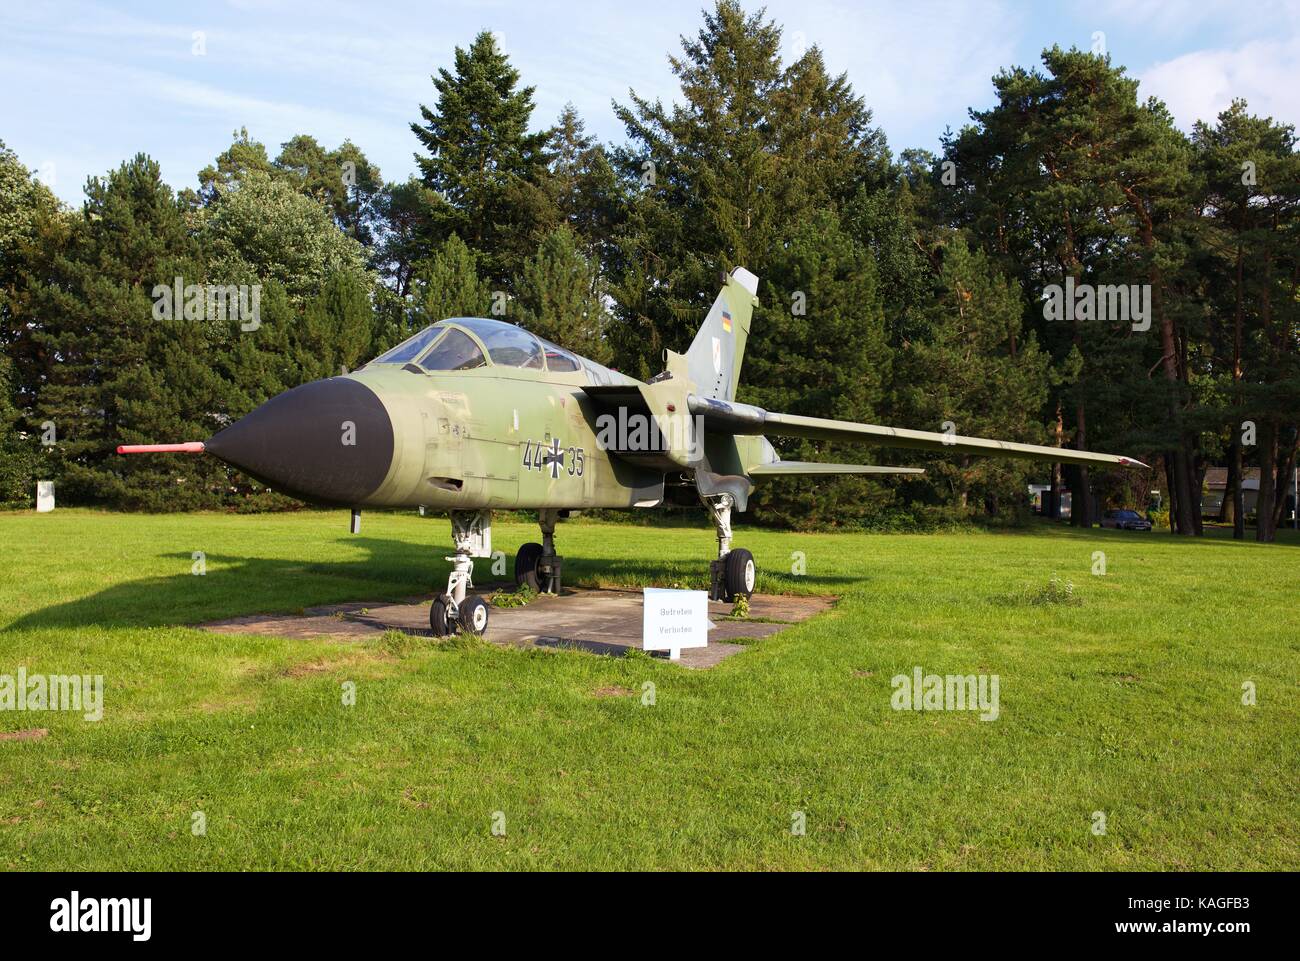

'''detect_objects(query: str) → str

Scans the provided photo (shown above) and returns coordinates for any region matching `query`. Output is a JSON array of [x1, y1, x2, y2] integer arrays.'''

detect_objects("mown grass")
[[0, 508, 1296, 870]]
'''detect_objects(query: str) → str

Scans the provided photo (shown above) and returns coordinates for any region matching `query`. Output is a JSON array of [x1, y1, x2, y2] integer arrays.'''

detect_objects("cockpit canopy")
[[368, 317, 626, 384]]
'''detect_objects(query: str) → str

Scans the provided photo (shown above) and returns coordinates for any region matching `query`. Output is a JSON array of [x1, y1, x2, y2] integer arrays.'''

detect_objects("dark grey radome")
[[206, 378, 394, 506]]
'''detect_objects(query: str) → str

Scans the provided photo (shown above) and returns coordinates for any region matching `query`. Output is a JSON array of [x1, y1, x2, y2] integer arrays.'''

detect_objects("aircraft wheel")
[[515, 542, 543, 591], [724, 548, 756, 601], [430, 595, 456, 637], [459, 595, 490, 635]]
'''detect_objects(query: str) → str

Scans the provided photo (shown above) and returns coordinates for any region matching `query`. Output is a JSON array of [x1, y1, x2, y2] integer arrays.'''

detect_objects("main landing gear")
[[514, 508, 563, 594], [703, 493, 756, 602], [430, 509, 492, 637]]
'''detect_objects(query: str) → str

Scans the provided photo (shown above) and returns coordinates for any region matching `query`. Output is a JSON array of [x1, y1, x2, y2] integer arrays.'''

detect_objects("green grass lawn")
[[0, 508, 1296, 870]]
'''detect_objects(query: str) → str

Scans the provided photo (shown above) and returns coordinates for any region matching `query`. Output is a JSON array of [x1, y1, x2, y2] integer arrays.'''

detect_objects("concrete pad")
[[201, 587, 835, 669]]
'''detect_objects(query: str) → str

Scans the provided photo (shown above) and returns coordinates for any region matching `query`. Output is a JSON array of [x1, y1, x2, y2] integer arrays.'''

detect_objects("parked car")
[[1101, 508, 1152, 531]]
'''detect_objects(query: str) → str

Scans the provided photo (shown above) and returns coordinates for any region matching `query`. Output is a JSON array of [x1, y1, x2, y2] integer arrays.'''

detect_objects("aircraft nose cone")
[[206, 378, 395, 506]]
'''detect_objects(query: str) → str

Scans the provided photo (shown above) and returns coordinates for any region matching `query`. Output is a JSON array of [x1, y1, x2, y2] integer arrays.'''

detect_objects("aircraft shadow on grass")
[[5, 536, 425, 632], [4, 535, 858, 633]]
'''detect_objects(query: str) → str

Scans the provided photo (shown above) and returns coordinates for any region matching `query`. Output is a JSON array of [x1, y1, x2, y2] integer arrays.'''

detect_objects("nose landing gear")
[[431, 509, 493, 637]]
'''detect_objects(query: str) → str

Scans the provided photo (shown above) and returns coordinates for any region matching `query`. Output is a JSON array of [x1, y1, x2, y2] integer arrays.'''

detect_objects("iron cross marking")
[[545, 438, 564, 479]]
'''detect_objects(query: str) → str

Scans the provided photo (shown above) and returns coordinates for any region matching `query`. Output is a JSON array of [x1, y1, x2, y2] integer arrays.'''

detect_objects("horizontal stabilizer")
[[748, 461, 925, 476], [687, 395, 1148, 470], [761, 412, 1148, 469]]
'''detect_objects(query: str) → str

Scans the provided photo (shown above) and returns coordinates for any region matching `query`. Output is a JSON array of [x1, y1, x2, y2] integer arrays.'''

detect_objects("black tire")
[[430, 596, 454, 637], [515, 542, 543, 591], [458, 595, 490, 635], [723, 548, 756, 601]]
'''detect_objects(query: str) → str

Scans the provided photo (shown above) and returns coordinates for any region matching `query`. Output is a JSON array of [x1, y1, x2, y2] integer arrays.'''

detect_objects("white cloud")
[[8, 0, 1299, 208], [573, 0, 1023, 151], [1081, 0, 1298, 38], [1140, 36, 1300, 130], [796, 0, 1021, 142]]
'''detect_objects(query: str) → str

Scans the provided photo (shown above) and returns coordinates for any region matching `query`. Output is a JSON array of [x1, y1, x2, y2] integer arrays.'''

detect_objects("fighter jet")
[[120, 267, 1146, 636]]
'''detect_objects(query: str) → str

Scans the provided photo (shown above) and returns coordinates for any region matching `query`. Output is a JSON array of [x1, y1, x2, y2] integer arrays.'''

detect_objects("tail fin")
[[684, 266, 757, 401]]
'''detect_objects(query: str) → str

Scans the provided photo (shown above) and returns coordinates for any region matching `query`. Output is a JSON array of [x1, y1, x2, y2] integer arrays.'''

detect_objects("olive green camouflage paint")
[[344, 270, 763, 512]]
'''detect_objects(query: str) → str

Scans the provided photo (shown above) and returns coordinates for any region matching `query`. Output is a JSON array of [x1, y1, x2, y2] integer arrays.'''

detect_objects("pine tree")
[[218, 280, 297, 420], [940, 47, 1196, 530], [295, 272, 375, 380], [0, 353, 42, 507], [845, 167, 941, 351], [371, 177, 443, 298], [1191, 102, 1300, 541], [31, 155, 230, 508], [609, 0, 788, 375], [743, 210, 892, 527], [513, 226, 612, 362], [896, 235, 1050, 515], [609, 0, 885, 377], [544, 105, 621, 263], [411, 31, 552, 285], [413, 234, 491, 326], [607, 1, 894, 524]]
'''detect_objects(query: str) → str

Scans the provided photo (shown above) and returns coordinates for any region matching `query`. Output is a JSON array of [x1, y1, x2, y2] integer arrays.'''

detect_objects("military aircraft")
[[120, 267, 1146, 637]]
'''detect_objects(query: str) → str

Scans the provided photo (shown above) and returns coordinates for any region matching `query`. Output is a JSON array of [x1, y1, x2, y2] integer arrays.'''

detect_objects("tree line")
[[1, 1, 1296, 538]]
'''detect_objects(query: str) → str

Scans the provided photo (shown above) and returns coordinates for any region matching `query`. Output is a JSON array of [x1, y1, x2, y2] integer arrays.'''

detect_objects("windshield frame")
[[368, 318, 597, 376], [413, 325, 488, 372], [368, 323, 451, 366], [446, 317, 545, 370]]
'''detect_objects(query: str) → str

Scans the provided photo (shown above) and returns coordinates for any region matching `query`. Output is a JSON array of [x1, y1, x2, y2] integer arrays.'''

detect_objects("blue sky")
[[3, 0, 1298, 206]]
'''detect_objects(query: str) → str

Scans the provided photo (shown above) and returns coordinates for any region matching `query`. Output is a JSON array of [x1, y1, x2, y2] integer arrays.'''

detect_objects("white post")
[[36, 481, 54, 513]]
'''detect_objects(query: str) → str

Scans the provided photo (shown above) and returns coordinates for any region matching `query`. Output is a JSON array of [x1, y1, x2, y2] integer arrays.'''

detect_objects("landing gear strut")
[[431, 509, 492, 637], [515, 508, 563, 594], [703, 493, 756, 602]]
